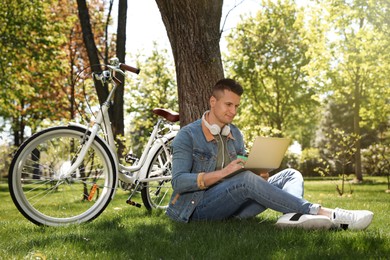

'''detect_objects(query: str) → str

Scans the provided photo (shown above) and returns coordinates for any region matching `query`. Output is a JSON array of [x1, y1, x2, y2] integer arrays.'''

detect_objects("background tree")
[[76, 0, 106, 105], [362, 143, 390, 191], [1, 0, 388, 182], [0, 0, 111, 145], [77, 0, 127, 155], [113, 0, 127, 156], [155, 0, 224, 126], [316, 97, 380, 173], [0, 0, 70, 145], [224, 0, 318, 145], [363, 0, 390, 144], [323, 0, 390, 181], [126, 44, 178, 156], [320, 128, 359, 195], [56, 1, 98, 123]]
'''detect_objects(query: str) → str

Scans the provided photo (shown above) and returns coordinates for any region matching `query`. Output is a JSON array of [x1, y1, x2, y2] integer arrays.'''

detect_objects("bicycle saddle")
[[153, 108, 180, 122]]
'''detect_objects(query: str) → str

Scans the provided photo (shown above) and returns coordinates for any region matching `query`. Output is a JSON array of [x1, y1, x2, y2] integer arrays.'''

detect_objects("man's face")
[[210, 89, 241, 126]]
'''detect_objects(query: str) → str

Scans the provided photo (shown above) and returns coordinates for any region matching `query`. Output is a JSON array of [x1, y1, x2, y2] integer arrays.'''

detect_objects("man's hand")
[[201, 159, 246, 189], [222, 158, 246, 177], [259, 172, 269, 181]]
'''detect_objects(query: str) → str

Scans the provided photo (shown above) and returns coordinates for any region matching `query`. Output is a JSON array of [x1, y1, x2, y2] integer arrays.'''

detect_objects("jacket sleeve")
[[170, 127, 200, 193]]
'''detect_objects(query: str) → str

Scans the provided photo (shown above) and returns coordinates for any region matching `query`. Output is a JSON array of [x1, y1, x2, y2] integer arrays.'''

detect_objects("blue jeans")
[[191, 168, 320, 221]]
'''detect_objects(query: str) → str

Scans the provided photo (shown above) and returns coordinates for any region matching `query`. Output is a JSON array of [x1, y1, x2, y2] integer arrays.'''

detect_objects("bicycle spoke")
[[9, 126, 116, 226]]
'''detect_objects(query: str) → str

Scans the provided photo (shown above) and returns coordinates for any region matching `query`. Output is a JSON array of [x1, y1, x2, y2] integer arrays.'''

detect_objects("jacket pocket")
[[192, 149, 214, 172]]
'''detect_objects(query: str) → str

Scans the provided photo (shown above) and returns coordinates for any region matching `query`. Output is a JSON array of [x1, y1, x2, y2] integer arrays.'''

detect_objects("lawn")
[[0, 177, 389, 259]]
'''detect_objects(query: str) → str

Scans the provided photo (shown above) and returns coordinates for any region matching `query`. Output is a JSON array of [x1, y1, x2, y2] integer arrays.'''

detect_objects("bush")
[[0, 143, 14, 179], [283, 151, 300, 170], [362, 143, 390, 190], [362, 143, 390, 176], [298, 148, 325, 177]]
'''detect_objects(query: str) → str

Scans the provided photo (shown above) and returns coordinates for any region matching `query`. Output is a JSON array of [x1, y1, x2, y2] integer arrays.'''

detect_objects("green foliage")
[[325, 128, 359, 170], [0, 143, 15, 178], [321, 0, 390, 180], [0, 0, 73, 144], [362, 143, 390, 176], [320, 128, 360, 195], [223, 0, 389, 180], [362, 143, 390, 189], [1, 0, 389, 181], [239, 125, 283, 147], [125, 44, 178, 156], [224, 0, 320, 146], [282, 150, 300, 171], [298, 147, 324, 177], [317, 99, 355, 139], [314, 97, 380, 165], [313, 158, 332, 178], [359, 83, 390, 133], [0, 0, 112, 145]]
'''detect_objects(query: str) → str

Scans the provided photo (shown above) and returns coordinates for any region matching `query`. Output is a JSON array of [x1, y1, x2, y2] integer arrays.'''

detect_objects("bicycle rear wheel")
[[141, 137, 174, 210], [8, 126, 117, 226]]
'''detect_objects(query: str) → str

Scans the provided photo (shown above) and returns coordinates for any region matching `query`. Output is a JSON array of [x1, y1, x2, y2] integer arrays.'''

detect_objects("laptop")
[[241, 136, 291, 171]]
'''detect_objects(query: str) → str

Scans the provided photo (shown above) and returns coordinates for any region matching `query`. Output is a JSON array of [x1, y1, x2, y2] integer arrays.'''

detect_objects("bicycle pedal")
[[126, 199, 142, 208]]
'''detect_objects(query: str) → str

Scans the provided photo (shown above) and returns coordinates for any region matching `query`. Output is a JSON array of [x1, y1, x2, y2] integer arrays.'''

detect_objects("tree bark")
[[354, 79, 363, 182], [155, 0, 224, 126], [76, 0, 108, 105], [114, 0, 127, 156]]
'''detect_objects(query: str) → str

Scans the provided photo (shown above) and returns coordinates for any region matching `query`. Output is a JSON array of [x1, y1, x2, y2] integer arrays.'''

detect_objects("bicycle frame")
[[118, 118, 179, 183], [64, 63, 179, 186], [8, 58, 179, 225]]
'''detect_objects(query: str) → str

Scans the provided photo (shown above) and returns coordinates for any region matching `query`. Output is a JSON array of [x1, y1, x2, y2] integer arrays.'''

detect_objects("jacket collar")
[[201, 115, 235, 142]]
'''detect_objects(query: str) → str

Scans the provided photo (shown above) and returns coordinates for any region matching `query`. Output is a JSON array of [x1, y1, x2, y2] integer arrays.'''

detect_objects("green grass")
[[1, 177, 389, 259]]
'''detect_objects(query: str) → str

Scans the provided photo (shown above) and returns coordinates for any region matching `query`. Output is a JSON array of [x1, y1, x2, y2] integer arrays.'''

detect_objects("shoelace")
[[333, 208, 354, 223]]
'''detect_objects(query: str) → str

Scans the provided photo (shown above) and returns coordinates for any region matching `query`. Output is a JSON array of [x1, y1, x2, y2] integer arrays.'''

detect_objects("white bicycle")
[[8, 58, 180, 226]]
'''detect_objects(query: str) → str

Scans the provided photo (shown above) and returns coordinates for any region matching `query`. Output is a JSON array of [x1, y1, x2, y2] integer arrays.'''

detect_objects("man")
[[166, 78, 373, 230]]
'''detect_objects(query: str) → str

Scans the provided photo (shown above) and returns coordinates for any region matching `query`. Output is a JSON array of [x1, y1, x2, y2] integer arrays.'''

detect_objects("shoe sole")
[[276, 214, 333, 230]]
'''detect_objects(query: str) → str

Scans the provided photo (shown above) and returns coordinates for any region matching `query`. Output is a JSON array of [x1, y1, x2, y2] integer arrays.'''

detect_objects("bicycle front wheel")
[[141, 136, 174, 210], [8, 126, 117, 226]]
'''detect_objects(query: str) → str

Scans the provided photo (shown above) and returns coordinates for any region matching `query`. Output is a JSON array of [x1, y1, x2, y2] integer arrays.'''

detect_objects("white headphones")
[[202, 111, 230, 136]]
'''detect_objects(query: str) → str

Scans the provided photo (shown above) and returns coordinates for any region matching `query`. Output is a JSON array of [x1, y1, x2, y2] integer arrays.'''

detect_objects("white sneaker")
[[276, 213, 333, 230], [331, 208, 374, 230]]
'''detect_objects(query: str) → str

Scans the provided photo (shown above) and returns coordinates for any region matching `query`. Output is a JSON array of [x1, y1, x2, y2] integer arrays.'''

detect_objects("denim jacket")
[[166, 118, 246, 222]]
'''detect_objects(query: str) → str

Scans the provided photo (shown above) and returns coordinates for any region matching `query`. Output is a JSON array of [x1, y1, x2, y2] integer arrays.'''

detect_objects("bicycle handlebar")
[[94, 58, 140, 85], [119, 63, 140, 74]]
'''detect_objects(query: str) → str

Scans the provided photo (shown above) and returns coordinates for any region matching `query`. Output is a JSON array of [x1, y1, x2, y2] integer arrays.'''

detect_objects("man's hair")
[[212, 78, 244, 99]]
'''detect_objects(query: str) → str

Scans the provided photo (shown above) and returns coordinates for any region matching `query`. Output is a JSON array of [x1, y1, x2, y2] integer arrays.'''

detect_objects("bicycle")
[[8, 58, 180, 226]]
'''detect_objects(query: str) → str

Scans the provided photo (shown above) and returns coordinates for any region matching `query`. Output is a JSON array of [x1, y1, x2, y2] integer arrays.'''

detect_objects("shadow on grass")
[[19, 210, 390, 259], [2, 180, 389, 259], [0, 183, 10, 193]]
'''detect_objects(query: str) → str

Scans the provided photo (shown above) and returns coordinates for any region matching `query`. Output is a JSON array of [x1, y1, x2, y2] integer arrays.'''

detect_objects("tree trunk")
[[14, 99, 26, 146], [68, 30, 76, 121], [76, 0, 108, 105], [114, 0, 127, 156], [354, 80, 363, 182], [77, 0, 127, 157], [155, 0, 224, 126]]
